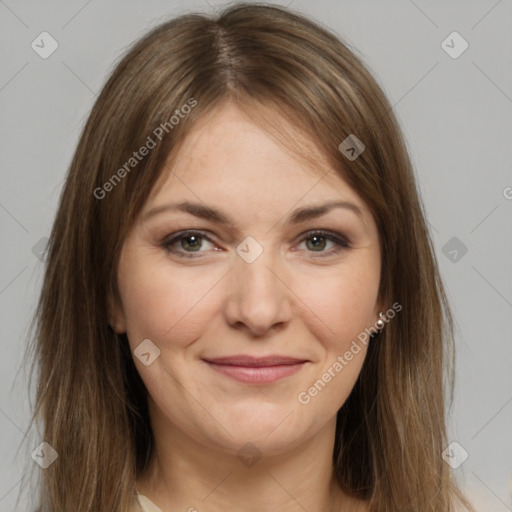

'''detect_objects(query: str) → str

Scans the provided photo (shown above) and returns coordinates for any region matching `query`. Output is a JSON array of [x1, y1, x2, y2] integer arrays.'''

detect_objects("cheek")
[[293, 259, 380, 351], [292, 269, 376, 413], [118, 252, 221, 348]]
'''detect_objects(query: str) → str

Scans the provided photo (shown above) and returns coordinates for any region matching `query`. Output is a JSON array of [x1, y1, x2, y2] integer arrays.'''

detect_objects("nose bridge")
[[225, 235, 292, 335], [237, 239, 281, 293]]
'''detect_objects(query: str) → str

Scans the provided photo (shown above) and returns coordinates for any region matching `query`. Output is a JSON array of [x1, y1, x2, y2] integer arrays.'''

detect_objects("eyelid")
[[161, 228, 350, 258], [293, 229, 350, 258], [161, 230, 217, 258]]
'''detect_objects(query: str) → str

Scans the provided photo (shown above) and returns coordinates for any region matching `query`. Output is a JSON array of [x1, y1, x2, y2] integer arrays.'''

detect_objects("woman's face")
[[112, 102, 383, 456]]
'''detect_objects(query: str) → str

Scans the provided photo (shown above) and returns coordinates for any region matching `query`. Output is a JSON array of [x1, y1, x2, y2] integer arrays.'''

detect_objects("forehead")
[[146, 101, 365, 211]]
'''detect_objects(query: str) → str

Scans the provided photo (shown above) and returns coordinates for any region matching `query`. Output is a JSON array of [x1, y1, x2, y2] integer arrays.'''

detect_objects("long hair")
[[21, 3, 474, 511]]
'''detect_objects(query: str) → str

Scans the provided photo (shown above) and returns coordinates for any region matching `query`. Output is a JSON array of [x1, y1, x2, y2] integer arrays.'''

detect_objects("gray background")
[[1, 0, 511, 510]]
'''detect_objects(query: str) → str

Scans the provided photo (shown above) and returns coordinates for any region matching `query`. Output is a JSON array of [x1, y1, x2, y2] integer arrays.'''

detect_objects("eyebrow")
[[142, 199, 363, 227]]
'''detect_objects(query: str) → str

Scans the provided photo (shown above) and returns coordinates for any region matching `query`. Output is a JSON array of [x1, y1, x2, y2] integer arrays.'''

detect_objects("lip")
[[203, 355, 308, 384]]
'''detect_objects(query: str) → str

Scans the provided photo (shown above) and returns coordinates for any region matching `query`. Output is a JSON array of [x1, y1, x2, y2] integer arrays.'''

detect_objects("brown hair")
[[21, 3, 474, 511]]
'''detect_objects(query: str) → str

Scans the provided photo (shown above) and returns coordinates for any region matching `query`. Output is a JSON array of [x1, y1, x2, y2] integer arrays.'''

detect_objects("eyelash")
[[161, 229, 350, 259]]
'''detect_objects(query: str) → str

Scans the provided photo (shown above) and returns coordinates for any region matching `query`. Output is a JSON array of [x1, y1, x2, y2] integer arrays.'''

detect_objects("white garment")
[[132, 493, 164, 512]]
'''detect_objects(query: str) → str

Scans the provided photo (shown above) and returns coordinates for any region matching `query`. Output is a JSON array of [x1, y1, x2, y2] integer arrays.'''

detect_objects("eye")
[[295, 229, 350, 258], [162, 230, 216, 258], [161, 229, 350, 259]]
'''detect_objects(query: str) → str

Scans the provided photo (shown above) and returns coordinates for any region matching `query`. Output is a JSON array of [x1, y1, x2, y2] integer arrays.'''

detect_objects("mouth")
[[202, 355, 309, 384]]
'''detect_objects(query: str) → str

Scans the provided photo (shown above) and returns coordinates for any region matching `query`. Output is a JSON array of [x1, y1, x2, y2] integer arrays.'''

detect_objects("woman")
[[23, 3, 475, 511]]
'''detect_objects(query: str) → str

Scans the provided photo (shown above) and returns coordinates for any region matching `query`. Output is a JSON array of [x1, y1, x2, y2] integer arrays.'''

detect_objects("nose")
[[223, 243, 293, 338]]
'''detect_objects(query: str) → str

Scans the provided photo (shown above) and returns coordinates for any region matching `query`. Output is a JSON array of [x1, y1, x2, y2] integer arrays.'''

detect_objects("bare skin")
[[111, 102, 380, 512]]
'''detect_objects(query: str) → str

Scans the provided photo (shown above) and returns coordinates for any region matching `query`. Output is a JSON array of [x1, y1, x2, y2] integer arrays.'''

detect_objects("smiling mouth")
[[202, 355, 308, 384]]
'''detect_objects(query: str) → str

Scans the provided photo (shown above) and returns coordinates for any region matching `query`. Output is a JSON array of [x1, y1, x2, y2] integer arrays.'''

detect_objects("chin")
[[206, 430, 308, 459], [199, 410, 315, 457]]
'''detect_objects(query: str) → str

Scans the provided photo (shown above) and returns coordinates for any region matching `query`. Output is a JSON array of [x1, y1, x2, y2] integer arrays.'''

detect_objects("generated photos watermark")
[[93, 97, 197, 200], [297, 301, 402, 405]]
